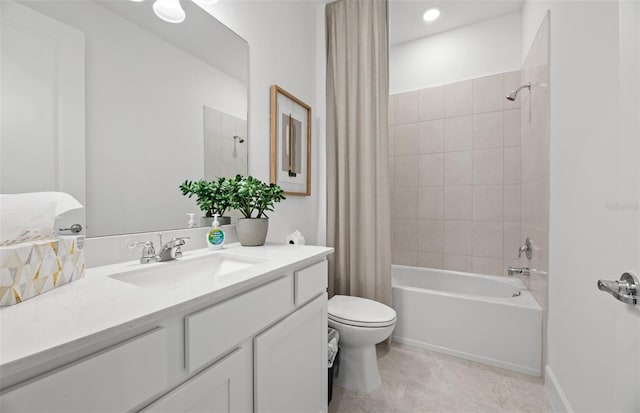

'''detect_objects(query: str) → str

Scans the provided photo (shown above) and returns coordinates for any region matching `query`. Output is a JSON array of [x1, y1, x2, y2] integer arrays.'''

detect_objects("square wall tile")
[[444, 220, 472, 255], [472, 257, 504, 276], [503, 109, 521, 147], [393, 124, 418, 156], [504, 71, 522, 110], [503, 221, 521, 261], [418, 153, 444, 186], [418, 187, 444, 220], [472, 221, 504, 258], [444, 151, 473, 185], [504, 184, 521, 222], [473, 148, 503, 185], [444, 186, 472, 220], [418, 120, 444, 154], [444, 80, 472, 118], [394, 155, 418, 187], [418, 252, 444, 269], [418, 220, 444, 253], [418, 86, 444, 122], [392, 219, 418, 251], [444, 115, 473, 152], [521, 177, 549, 230], [473, 112, 503, 149], [394, 91, 418, 125], [393, 187, 418, 219], [503, 147, 521, 184], [473, 186, 503, 221], [393, 250, 418, 266], [473, 74, 504, 114], [444, 254, 472, 272]]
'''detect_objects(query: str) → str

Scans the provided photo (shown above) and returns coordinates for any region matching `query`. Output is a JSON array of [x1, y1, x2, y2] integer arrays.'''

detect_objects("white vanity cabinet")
[[255, 294, 327, 413], [0, 328, 170, 413], [143, 345, 253, 413], [0, 254, 330, 413]]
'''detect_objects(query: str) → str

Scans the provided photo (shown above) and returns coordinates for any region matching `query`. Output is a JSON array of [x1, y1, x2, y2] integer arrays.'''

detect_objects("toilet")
[[328, 295, 397, 393]]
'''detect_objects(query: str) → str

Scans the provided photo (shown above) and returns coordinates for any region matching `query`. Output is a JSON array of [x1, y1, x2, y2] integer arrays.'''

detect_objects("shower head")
[[233, 135, 245, 143], [506, 82, 531, 101]]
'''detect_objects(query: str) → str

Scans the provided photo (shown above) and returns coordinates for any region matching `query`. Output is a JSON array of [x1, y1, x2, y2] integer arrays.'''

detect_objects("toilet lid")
[[328, 295, 396, 328]]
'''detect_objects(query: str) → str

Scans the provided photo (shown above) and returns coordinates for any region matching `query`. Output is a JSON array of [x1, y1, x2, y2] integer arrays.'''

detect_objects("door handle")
[[58, 223, 83, 233], [597, 272, 638, 305]]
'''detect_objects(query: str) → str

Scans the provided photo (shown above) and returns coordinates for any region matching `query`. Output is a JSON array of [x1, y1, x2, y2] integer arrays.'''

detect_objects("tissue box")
[[0, 237, 85, 306]]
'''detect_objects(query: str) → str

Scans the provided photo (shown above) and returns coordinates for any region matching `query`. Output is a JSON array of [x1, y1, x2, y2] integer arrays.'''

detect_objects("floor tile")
[[329, 342, 552, 413]]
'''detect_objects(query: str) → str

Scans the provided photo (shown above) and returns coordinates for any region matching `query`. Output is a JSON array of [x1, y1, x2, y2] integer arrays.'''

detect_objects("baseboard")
[[545, 365, 574, 413], [392, 335, 541, 377]]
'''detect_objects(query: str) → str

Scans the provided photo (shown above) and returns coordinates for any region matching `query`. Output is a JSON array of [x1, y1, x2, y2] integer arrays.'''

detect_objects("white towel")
[[0, 192, 83, 246]]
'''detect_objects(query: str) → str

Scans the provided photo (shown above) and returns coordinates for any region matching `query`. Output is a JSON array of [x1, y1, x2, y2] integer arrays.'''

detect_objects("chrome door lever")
[[597, 272, 638, 305]]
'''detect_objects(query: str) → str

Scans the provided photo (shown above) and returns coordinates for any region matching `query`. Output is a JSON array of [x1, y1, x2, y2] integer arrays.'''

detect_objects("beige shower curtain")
[[326, 0, 391, 305]]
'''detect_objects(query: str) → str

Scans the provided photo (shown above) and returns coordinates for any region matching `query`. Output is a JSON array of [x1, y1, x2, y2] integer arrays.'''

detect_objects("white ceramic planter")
[[236, 218, 269, 246]]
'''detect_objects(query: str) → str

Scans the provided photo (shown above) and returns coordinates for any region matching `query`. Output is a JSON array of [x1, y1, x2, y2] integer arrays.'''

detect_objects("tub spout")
[[508, 267, 530, 276]]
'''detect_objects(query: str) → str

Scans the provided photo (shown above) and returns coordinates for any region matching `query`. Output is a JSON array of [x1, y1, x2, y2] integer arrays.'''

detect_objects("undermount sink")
[[109, 253, 264, 291]]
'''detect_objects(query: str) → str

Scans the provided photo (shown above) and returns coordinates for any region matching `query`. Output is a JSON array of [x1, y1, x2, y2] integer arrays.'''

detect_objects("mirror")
[[0, 0, 248, 237]]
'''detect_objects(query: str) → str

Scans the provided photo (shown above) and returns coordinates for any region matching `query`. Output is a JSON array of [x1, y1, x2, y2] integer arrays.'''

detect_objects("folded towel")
[[0, 192, 83, 246]]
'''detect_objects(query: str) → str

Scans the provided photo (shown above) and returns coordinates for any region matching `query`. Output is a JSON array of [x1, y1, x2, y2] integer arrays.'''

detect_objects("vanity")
[[0, 243, 332, 412]]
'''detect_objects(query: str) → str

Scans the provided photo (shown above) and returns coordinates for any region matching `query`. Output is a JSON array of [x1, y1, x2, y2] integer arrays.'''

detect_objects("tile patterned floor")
[[329, 342, 552, 413]]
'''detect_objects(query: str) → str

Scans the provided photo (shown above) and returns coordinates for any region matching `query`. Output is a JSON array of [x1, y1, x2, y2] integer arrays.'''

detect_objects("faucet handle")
[[128, 241, 157, 264], [172, 237, 190, 257]]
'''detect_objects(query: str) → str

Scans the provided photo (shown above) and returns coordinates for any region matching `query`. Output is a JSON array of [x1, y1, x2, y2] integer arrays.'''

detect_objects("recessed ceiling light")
[[423, 7, 441, 22]]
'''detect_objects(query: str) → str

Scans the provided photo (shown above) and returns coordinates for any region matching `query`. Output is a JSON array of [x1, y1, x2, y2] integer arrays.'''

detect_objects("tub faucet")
[[508, 267, 530, 276]]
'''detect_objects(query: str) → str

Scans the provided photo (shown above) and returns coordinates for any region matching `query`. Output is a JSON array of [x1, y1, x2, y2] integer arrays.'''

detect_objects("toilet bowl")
[[328, 295, 397, 393]]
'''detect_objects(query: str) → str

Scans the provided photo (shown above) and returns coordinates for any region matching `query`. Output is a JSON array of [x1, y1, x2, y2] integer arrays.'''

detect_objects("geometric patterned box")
[[0, 237, 85, 306]]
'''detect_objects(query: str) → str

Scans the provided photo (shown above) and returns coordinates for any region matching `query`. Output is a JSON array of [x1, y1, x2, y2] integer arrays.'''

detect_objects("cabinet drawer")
[[185, 276, 293, 372], [0, 328, 169, 413], [295, 260, 328, 305]]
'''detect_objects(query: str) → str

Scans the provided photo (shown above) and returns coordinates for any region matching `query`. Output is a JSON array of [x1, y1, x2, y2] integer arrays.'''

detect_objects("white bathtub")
[[392, 265, 542, 376]]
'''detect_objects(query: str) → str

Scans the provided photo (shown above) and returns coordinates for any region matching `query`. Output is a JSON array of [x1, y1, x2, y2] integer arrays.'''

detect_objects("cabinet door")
[[143, 345, 252, 413], [254, 294, 327, 413]]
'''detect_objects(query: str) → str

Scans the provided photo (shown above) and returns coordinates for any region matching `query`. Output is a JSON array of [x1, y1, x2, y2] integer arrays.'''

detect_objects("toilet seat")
[[328, 295, 397, 328]]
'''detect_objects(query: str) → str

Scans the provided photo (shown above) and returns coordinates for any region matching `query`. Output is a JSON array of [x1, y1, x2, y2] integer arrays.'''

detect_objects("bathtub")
[[392, 265, 542, 376]]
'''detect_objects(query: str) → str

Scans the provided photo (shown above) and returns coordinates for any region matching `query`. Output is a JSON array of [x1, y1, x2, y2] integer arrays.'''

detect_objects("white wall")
[[522, 1, 640, 411], [200, 1, 324, 245], [390, 12, 522, 94]]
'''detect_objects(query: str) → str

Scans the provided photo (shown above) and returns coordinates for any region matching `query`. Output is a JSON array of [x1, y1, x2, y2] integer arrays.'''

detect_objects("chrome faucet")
[[128, 236, 190, 264], [128, 241, 158, 264], [157, 237, 190, 262], [518, 237, 533, 260], [508, 267, 530, 276]]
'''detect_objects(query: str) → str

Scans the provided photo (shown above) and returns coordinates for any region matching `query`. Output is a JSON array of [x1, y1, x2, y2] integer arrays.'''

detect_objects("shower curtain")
[[325, 0, 392, 305]]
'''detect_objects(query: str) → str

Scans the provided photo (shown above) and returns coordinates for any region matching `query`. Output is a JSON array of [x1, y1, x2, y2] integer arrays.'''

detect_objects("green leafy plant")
[[228, 175, 286, 218], [179, 177, 232, 217]]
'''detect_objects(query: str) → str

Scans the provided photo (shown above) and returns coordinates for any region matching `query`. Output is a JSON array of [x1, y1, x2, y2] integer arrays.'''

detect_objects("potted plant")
[[179, 177, 233, 226], [228, 175, 286, 246]]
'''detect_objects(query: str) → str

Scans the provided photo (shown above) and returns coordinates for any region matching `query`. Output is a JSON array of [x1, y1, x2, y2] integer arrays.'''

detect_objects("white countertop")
[[0, 243, 332, 381]]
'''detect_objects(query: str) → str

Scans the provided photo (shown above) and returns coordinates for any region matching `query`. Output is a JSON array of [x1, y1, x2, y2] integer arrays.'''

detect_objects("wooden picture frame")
[[270, 85, 311, 196]]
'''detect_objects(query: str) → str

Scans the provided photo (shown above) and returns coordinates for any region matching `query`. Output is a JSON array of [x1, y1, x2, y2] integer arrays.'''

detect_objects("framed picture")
[[270, 85, 311, 196]]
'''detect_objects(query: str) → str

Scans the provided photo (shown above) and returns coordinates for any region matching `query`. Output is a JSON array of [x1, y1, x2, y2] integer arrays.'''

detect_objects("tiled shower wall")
[[388, 71, 525, 276], [520, 13, 550, 360]]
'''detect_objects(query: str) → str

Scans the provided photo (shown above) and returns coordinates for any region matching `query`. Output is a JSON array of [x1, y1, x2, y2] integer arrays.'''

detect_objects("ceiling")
[[389, 0, 524, 46]]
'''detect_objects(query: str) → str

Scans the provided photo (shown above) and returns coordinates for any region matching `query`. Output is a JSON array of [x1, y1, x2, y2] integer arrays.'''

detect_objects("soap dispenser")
[[206, 214, 225, 249]]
